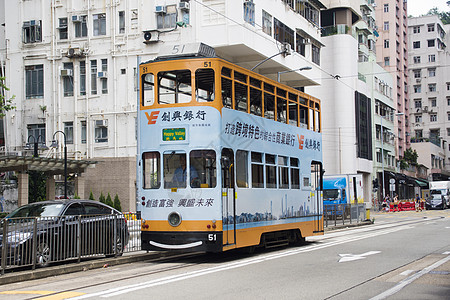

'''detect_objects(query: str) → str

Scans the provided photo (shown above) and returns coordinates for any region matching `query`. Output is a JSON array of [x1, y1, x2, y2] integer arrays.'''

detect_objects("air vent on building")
[[60, 69, 73, 77]]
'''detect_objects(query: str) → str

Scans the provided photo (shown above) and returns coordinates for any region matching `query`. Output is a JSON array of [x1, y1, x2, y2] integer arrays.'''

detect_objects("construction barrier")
[[389, 201, 420, 212]]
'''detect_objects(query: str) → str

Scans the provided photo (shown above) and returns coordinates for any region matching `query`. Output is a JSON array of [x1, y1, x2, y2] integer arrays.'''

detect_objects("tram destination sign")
[[162, 128, 186, 141]]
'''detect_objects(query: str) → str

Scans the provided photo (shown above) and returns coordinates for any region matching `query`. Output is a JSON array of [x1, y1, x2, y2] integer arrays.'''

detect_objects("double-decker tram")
[[137, 43, 323, 252]]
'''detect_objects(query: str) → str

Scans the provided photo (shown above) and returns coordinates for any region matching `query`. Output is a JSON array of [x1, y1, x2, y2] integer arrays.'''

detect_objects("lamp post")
[[52, 131, 67, 199], [27, 135, 45, 157], [250, 44, 292, 71], [277, 66, 312, 82]]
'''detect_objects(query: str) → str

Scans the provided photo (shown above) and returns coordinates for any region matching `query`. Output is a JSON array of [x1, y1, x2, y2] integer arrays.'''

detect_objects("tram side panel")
[[221, 109, 323, 249]]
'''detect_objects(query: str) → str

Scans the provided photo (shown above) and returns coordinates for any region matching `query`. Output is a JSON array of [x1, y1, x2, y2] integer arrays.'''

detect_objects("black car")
[[0, 200, 129, 268]]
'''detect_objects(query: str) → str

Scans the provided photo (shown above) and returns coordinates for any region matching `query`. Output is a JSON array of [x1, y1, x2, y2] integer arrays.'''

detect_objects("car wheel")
[[106, 234, 124, 257], [36, 241, 51, 267]]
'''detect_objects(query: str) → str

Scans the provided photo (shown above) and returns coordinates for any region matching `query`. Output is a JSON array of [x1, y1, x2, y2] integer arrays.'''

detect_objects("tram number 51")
[[208, 234, 217, 242]]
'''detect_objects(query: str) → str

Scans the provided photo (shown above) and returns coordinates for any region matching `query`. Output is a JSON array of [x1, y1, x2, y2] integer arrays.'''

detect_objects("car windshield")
[[7, 203, 65, 218]]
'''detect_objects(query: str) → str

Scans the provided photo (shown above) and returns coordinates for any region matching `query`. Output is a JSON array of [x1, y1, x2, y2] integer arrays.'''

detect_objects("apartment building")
[[375, 0, 410, 160], [0, 0, 325, 210], [408, 15, 450, 180]]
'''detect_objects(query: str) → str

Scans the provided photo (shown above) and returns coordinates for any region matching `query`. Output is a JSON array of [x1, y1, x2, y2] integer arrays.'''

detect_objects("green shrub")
[[113, 194, 122, 212], [105, 193, 114, 207], [99, 192, 106, 204], [89, 191, 95, 200]]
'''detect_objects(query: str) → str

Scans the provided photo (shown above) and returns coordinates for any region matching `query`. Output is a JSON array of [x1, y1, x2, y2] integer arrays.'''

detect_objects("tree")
[[28, 171, 47, 203], [400, 148, 418, 170], [113, 194, 122, 212], [89, 191, 95, 200], [0, 77, 16, 118], [105, 193, 114, 207], [425, 7, 450, 25], [99, 192, 106, 204]]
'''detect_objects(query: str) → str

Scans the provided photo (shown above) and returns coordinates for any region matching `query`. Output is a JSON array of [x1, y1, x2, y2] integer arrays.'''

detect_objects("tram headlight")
[[168, 212, 182, 227]]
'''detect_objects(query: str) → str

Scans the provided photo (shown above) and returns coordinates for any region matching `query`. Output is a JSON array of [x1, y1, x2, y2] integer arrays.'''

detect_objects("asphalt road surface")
[[0, 209, 449, 300]]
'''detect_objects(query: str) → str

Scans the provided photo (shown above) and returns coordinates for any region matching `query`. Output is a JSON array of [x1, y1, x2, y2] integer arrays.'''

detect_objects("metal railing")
[[1, 213, 141, 274], [323, 203, 367, 227]]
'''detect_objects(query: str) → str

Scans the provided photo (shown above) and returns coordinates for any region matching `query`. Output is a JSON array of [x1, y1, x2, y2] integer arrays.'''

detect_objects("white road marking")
[[443, 251, 450, 255], [399, 270, 415, 276], [70, 225, 411, 299], [369, 254, 450, 300], [338, 251, 381, 263]]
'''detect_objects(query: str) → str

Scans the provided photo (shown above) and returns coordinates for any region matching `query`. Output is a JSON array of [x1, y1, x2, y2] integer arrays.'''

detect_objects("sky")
[[407, 0, 449, 17]]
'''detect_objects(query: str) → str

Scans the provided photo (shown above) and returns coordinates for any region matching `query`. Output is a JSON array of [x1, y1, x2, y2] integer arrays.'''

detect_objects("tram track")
[[13, 215, 447, 299]]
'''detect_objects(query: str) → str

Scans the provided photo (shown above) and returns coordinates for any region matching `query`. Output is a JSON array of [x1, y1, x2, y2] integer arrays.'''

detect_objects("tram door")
[[311, 161, 324, 233], [221, 148, 236, 245]]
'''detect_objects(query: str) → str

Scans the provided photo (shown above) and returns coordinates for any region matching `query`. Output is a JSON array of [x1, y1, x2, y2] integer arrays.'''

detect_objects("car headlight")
[[7, 232, 32, 244]]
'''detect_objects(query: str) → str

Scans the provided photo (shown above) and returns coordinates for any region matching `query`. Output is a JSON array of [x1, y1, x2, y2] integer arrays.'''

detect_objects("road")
[[0, 209, 449, 299]]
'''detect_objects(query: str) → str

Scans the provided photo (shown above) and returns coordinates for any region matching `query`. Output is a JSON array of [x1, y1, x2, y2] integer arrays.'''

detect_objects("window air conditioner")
[[60, 69, 73, 77], [179, 2, 190, 10], [95, 120, 108, 127], [97, 71, 108, 78], [72, 15, 81, 22], [155, 6, 166, 14]]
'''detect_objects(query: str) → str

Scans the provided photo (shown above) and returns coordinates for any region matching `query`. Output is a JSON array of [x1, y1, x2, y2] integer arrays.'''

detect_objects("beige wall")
[[83, 157, 136, 212]]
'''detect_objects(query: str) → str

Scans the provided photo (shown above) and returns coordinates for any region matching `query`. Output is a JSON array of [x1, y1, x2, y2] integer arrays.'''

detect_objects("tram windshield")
[[323, 189, 340, 201]]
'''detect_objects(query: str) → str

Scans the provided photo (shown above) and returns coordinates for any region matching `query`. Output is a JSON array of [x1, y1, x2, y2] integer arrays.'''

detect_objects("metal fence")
[[1, 213, 142, 274], [323, 203, 367, 227]]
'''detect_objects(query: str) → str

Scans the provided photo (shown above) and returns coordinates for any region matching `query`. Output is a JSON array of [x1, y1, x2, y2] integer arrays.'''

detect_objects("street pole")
[[277, 66, 312, 82], [52, 131, 67, 199], [381, 114, 385, 199]]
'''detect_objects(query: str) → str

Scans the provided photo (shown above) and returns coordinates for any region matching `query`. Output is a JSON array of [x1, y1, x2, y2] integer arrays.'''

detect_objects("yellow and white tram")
[[137, 44, 323, 252]]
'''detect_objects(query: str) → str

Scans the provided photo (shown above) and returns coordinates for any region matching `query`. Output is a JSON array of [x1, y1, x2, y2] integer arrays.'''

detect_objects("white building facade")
[[0, 0, 326, 210], [408, 15, 450, 180]]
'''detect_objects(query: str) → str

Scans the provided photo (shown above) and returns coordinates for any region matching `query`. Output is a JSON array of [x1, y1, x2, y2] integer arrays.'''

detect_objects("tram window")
[[265, 154, 277, 188], [234, 71, 247, 84], [288, 92, 297, 102], [235, 82, 248, 112], [163, 152, 187, 189], [158, 70, 192, 104], [250, 77, 261, 88], [251, 152, 264, 188], [221, 77, 232, 108], [289, 102, 298, 126], [236, 150, 249, 188], [195, 69, 215, 102], [264, 92, 275, 120], [250, 87, 262, 116], [278, 155, 289, 189], [290, 158, 300, 189], [277, 88, 286, 98], [221, 67, 232, 78], [190, 150, 216, 188], [142, 73, 154, 106], [143, 151, 160, 189], [300, 105, 308, 128], [314, 110, 320, 132], [277, 97, 287, 123], [309, 108, 314, 131], [264, 83, 274, 94], [299, 97, 307, 106]]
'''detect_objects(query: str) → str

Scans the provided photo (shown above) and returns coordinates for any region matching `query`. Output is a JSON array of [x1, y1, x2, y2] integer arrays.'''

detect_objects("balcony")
[[410, 137, 441, 147], [321, 25, 351, 37]]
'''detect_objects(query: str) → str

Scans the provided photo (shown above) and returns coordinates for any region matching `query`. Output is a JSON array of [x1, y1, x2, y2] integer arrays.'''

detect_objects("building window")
[[81, 121, 86, 144], [119, 11, 125, 34], [91, 60, 97, 95], [383, 21, 389, 30], [428, 84, 436, 92], [428, 54, 436, 62], [448, 113, 450, 121], [312, 44, 320, 65], [274, 18, 294, 51], [413, 41, 420, 49], [25, 64, 44, 99], [448, 97, 450, 106], [94, 120, 108, 143], [428, 68, 436, 77], [101, 59, 108, 94], [414, 100, 422, 108], [27, 124, 45, 143], [64, 122, 74, 144], [93, 13, 106, 36], [243, 0, 255, 26], [430, 114, 437, 122], [413, 26, 420, 33], [384, 39, 389, 48], [413, 85, 421, 93], [430, 98, 437, 107], [384, 57, 390, 66], [262, 10, 272, 36], [415, 130, 423, 138], [63, 62, 74, 97], [447, 83, 450, 90], [428, 24, 435, 32], [23, 20, 42, 43], [157, 5, 177, 29], [296, 33, 306, 56], [428, 39, 435, 47], [74, 15, 88, 37], [80, 61, 86, 96], [413, 69, 421, 78], [58, 18, 68, 40], [415, 115, 422, 123], [384, 4, 389, 12], [413, 56, 421, 63]]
